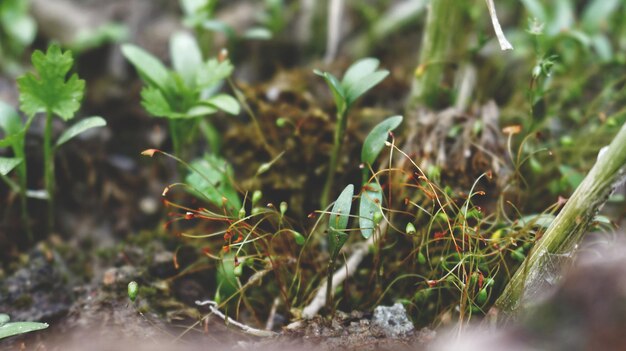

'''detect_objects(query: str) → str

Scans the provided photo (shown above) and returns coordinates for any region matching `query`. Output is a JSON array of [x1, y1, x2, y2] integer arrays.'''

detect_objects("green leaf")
[[205, 94, 240, 115], [361, 115, 403, 165], [359, 182, 382, 239], [170, 31, 203, 87], [0, 101, 22, 137], [17, 44, 85, 120], [344, 70, 389, 105], [0, 322, 48, 340], [518, 214, 555, 229], [582, 0, 620, 32], [328, 184, 354, 260], [314, 70, 346, 114], [559, 165, 584, 190], [121, 44, 172, 92], [201, 20, 237, 39], [0, 157, 22, 176], [196, 59, 234, 91], [186, 105, 219, 118], [140, 87, 176, 118], [216, 253, 239, 301], [0, 317, 48, 340], [55, 116, 106, 148], [341, 58, 380, 90], [242, 27, 273, 40], [186, 154, 241, 213]]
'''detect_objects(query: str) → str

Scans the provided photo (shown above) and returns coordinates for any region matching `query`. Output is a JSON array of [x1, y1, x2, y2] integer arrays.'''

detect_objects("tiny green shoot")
[[325, 184, 354, 310], [315, 58, 389, 207], [122, 32, 239, 160], [16, 44, 106, 229]]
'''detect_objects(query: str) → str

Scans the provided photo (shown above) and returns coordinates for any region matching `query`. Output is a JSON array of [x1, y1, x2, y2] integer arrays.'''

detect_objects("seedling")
[[358, 116, 403, 239], [180, 0, 283, 56], [0, 313, 48, 340], [16, 44, 106, 228], [315, 58, 389, 206], [122, 32, 240, 159], [325, 184, 354, 310], [0, 0, 36, 74], [0, 101, 30, 235]]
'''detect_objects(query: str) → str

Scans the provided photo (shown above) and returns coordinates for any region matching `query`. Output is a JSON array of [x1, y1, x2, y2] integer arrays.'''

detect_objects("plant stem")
[[495, 122, 626, 316], [43, 111, 54, 230], [408, 0, 467, 109], [321, 111, 347, 208], [325, 259, 334, 311], [15, 143, 31, 240]]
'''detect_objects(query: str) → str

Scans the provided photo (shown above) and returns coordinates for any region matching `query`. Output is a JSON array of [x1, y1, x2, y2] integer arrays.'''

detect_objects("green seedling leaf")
[[186, 154, 241, 213], [121, 44, 172, 92], [328, 184, 354, 259], [582, 0, 620, 32], [361, 115, 403, 165], [0, 102, 22, 135], [0, 0, 36, 47], [17, 44, 85, 121], [186, 105, 219, 118], [518, 214, 555, 229], [0, 157, 22, 176], [344, 70, 389, 105], [359, 181, 382, 239], [201, 20, 237, 39], [170, 31, 203, 86], [0, 314, 48, 340], [341, 58, 380, 90], [55, 116, 106, 148], [216, 253, 239, 300], [243, 27, 273, 40], [140, 86, 178, 118], [314, 70, 346, 114], [196, 59, 234, 91], [290, 230, 306, 245], [205, 94, 240, 115]]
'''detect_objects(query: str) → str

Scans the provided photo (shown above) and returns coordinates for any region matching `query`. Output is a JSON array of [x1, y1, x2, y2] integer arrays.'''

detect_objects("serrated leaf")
[[205, 94, 240, 115], [17, 44, 85, 120], [345, 70, 389, 105], [342, 58, 380, 90], [196, 59, 234, 91], [359, 182, 382, 239], [0, 157, 22, 176], [140, 86, 175, 118], [186, 154, 241, 213], [121, 44, 172, 92], [170, 31, 203, 86], [328, 184, 354, 260], [361, 115, 403, 165], [0, 321, 48, 340], [55, 116, 106, 148]]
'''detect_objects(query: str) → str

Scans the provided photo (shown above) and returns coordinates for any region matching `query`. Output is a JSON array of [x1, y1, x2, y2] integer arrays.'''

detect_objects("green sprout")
[[0, 101, 30, 236], [122, 32, 240, 160], [315, 58, 389, 207], [0, 313, 48, 340], [16, 44, 106, 229], [0, 0, 36, 75], [325, 184, 354, 310], [180, 0, 283, 56]]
